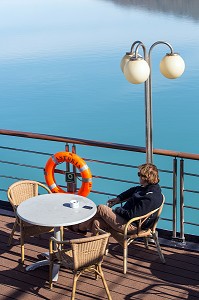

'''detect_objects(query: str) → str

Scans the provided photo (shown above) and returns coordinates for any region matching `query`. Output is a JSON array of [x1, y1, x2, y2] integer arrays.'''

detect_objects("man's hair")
[[138, 163, 160, 184]]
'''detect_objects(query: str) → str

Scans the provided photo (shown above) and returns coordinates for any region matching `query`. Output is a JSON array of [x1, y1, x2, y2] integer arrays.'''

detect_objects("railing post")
[[180, 159, 186, 243], [172, 158, 177, 239]]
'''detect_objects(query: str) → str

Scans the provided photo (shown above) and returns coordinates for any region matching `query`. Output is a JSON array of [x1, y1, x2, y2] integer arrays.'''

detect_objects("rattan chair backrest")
[[69, 233, 110, 271], [7, 180, 51, 212]]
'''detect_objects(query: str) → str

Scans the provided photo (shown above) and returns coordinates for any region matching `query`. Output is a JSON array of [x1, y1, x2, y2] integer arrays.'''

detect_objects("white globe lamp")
[[160, 53, 185, 79], [124, 58, 150, 84], [120, 52, 133, 73], [120, 52, 142, 73]]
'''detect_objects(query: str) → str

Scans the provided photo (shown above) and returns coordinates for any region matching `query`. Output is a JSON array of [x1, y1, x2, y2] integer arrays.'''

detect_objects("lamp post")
[[121, 41, 185, 163]]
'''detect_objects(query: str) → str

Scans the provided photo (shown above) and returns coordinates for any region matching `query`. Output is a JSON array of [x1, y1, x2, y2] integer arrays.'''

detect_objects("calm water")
[[0, 0, 199, 153], [0, 1, 199, 234]]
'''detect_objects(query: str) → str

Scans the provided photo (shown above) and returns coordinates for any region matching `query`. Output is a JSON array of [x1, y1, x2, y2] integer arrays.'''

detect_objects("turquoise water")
[[0, 0, 199, 153], [0, 1, 199, 235]]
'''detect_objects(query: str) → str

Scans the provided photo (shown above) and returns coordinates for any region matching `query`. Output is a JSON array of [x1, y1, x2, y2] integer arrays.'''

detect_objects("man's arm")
[[117, 186, 137, 201], [107, 186, 138, 208]]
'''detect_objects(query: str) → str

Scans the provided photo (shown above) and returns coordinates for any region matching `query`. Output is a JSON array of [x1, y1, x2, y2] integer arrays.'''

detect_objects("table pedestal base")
[[26, 259, 49, 271], [26, 255, 60, 282]]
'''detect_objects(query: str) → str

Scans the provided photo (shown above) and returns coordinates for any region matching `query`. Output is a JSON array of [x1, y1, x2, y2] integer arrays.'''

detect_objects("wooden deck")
[[0, 212, 199, 300]]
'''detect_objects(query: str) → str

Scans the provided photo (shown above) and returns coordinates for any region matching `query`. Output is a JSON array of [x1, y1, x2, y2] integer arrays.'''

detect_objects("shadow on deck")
[[0, 213, 199, 300]]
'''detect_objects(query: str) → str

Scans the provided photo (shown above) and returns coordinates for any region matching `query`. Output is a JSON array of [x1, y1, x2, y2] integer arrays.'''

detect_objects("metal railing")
[[0, 129, 199, 243]]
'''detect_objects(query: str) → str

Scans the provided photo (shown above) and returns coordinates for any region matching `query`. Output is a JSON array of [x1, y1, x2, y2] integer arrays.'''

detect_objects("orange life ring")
[[44, 151, 92, 197]]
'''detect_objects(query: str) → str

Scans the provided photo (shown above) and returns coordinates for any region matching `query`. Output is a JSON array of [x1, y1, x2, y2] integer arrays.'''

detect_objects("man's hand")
[[107, 197, 120, 208]]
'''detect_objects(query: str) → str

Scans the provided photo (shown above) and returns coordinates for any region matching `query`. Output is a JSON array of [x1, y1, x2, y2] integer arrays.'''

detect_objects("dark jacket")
[[115, 183, 163, 223]]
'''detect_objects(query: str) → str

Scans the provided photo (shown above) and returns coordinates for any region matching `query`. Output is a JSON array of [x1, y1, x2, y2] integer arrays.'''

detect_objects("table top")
[[17, 193, 97, 227]]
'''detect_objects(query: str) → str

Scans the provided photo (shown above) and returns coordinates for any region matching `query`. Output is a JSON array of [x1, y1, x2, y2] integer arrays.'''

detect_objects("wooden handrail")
[[1, 129, 199, 160]]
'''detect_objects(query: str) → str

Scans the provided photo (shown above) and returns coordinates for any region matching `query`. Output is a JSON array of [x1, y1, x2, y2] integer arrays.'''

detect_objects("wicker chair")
[[7, 180, 54, 263], [107, 194, 166, 274], [49, 232, 112, 300]]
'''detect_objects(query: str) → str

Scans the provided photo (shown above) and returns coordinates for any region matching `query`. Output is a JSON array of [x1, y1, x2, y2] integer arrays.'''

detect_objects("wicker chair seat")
[[22, 222, 53, 238], [108, 227, 152, 245]]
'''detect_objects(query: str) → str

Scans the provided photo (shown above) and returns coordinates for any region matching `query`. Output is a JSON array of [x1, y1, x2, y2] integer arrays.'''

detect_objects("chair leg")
[[95, 264, 99, 280], [20, 220, 25, 263], [60, 226, 64, 241], [144, 237, 149, 249], [105, 243, 109, 256], [71, 274, 78, 300], [8, 219, 18, 245], [123, 240, 128, 274], [49, 239, 53, 289], [152, 231, 166, 263], [21, 238, 25, 263], [98, 265, 112, 300]]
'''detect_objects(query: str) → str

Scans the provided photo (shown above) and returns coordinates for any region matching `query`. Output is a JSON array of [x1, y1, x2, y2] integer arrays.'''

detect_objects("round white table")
[[17, 193, 97, 277], [17, 193, 97, 227]]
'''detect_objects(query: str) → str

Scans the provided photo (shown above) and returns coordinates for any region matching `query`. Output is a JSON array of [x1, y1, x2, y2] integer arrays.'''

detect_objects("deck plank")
[[0, 213, 199, 300]]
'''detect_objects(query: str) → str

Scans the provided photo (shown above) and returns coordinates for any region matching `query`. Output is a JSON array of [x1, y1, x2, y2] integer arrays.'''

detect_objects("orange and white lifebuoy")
[[44, 151, 92, 197]]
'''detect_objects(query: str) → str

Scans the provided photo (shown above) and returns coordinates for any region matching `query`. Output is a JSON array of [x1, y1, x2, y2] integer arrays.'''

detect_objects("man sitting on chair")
[[71, 163, 163, 235]]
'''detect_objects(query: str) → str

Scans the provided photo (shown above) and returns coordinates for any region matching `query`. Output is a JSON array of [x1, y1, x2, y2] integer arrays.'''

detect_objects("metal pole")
[[144, 41, 174, 164], [145, 66, 153, 163], [180, 159, 185, 243], [134, 42, 153, 163], [172, 158, 177, 239]]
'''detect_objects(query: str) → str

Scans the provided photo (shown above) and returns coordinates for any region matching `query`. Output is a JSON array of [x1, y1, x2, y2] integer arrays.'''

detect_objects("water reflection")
[[105, 0, 199, 21]]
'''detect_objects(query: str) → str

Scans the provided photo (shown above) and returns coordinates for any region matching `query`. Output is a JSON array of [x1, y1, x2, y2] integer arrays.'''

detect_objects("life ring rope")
[[44, 151, 92, 197]]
